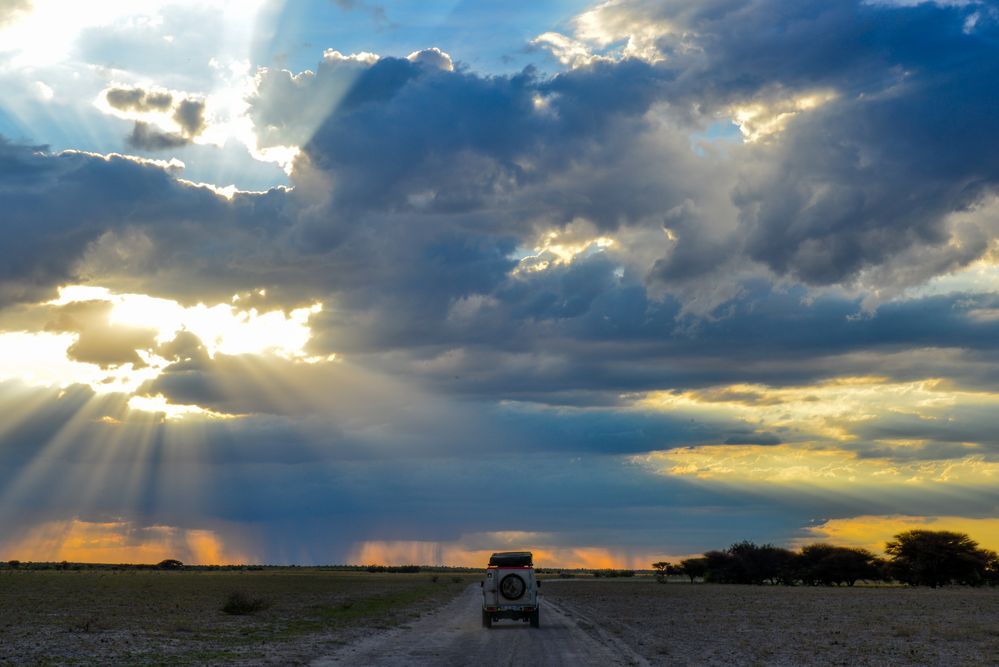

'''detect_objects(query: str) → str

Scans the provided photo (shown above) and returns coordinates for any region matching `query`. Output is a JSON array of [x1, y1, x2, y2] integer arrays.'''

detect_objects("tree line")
[[653, 530, 999, 587]]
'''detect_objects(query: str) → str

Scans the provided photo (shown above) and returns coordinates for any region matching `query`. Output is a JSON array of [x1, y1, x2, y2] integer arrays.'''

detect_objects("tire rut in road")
[[311, 583, 648, 667]]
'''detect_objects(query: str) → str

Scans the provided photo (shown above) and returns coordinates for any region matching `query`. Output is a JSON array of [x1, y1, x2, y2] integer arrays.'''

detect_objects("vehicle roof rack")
[[488, 551, 533, 567]]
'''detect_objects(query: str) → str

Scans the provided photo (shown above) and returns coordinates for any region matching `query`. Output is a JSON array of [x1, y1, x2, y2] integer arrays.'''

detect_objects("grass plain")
[[543, 579, 999, 666], [0, 569, 474, 665]]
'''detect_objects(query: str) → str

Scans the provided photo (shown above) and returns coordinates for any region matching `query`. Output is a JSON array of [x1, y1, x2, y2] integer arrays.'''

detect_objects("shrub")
[[157, 559, 184, 570], [593, 569, 636, 578], [366, 564, 421, 573], [221, 591, 270, 615]]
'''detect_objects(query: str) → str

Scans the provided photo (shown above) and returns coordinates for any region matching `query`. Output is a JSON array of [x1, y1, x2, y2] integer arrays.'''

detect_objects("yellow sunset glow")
[[801, 515, 999, 554], [5, 519, 250, 565], [348, 534, 670, 569]]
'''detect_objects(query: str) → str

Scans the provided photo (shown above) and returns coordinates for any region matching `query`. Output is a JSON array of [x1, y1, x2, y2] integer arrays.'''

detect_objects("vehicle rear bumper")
[[483, 605, 537, 620]]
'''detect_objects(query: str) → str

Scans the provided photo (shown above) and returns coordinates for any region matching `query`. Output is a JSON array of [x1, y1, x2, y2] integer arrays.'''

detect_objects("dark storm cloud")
[[631, 0, 999, 284], [0, 139, 231, 304], [295, 55, 692, 224]]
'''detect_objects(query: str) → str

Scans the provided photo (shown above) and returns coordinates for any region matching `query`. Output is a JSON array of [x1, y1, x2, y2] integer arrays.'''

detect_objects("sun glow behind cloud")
[[0, 286, 323, 417], [731, 90, 839, 142], [0, 331, 163, 394], [515, 221, 618, 274], [0, 0, 267, 68], [49, 285, 321, 359]]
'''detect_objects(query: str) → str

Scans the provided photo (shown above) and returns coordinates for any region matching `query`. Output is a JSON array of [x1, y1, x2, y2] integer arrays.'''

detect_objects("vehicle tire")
[[530, 608, 540, 628], [499, 573, 526, 600], [482, 610, 492, 628]]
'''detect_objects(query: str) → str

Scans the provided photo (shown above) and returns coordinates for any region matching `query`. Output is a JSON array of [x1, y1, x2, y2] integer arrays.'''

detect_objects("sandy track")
[[311, 583, 649, 666]]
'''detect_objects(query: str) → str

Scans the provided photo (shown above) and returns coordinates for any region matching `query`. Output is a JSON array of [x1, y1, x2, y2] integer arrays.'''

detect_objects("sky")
[[1, 0, 999, 568]]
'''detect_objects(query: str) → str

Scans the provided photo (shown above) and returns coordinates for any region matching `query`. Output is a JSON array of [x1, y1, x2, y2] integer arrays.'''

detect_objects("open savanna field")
[[1, 571, 998, 665], [0, 568, 475, 665]]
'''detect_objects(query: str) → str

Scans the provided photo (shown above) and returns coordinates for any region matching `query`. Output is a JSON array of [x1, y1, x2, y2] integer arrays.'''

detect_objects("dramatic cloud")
[[1, 0, 999, 564]]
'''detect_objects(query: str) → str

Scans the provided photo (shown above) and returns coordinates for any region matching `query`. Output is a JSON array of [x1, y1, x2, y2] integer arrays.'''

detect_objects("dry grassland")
[[0, 569, 473, 665]]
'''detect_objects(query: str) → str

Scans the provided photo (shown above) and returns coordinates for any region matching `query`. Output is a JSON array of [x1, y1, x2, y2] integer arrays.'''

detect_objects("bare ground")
[[542, 580, 999, 666], [315, 579, 999, 666]]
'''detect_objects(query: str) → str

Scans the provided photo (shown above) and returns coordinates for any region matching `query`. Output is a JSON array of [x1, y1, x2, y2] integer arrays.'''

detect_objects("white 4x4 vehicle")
[[481, 551, 540, 628]]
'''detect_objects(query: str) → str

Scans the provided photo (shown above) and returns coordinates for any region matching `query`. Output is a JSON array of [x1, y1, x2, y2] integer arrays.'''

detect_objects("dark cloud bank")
[[3, 0, 999, 561]]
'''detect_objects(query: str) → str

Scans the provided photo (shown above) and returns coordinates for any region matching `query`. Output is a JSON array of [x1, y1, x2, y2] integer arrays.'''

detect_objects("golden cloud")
[[635, 376, 999, 443], [636, 445, 999, 487]]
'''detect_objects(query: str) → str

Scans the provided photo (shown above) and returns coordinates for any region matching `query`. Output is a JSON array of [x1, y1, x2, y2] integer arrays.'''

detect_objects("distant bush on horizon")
[[664, 530, 998, 587]]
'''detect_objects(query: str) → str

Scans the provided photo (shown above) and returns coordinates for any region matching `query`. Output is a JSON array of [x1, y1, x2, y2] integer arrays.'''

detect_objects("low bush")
[[221, 591, 270, 615], [593, 569, 636, 578]]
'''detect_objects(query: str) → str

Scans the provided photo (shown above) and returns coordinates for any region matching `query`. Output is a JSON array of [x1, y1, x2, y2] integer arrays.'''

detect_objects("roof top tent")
[[488, 551, 533, 567]]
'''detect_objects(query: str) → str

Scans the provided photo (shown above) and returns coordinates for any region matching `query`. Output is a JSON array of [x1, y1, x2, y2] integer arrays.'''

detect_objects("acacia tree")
[[652, 561, 671, 583], [886, 530, 997, 587], [718, 541, 795, 584], [679, 557, 708, 583]]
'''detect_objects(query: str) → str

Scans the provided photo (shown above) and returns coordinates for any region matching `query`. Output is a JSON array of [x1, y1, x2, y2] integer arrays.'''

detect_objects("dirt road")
[[311, 582, 649, 666]]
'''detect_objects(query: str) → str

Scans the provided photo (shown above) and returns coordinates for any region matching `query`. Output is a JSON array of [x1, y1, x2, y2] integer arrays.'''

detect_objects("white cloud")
[[532, 0, 675, 68], [406, 47, 453, 72]]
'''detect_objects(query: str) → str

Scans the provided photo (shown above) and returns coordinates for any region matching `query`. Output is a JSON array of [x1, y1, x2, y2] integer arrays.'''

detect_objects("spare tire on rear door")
[[499, 573, 526, 600]]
